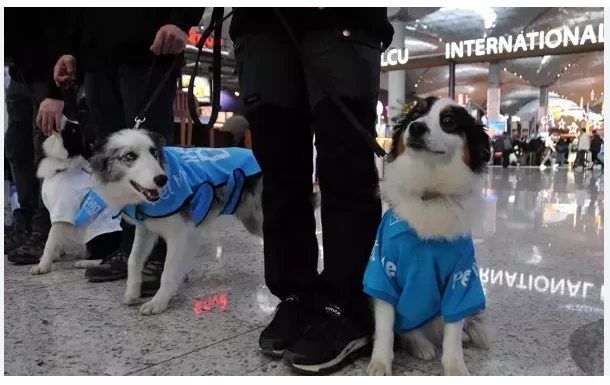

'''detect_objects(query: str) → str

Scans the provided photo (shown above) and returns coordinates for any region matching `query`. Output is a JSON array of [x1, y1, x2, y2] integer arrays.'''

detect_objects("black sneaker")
[[259, 295, 313, 358], [282, 304, 372, 375], [139, 259, 188, 298], [7, 231, 46, 265], [5, 210, 32, 254], [85, 250, 128, 282], [140, 259, 164, 298]]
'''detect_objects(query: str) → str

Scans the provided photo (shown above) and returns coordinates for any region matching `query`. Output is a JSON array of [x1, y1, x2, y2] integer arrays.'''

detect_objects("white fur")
[[31, 122, 100, 276], [92, 129, 264, 315], [367, 98, 490, 376]]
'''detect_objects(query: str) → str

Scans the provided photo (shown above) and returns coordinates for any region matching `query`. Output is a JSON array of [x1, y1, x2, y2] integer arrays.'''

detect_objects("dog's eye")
[[124, 151, 138, 161], [441, 116, 457, 130], [150, 147, 158, 158]]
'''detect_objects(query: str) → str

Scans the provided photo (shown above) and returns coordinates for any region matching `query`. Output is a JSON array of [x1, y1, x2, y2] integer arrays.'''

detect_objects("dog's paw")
[[30, 264, 52, 275], [139, 299, 168, 315], [123, 291, 141, 306], [444, 362, 470, 376], [411, 340, 437, 361], [366, 359, 392, 376]]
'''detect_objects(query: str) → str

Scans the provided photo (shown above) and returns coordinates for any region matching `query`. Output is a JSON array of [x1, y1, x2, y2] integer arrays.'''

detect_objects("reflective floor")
[[3, 168, 604, 375]]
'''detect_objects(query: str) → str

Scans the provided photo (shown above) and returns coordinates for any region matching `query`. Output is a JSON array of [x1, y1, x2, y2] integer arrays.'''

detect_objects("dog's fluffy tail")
[[463, 312, 492, 349]]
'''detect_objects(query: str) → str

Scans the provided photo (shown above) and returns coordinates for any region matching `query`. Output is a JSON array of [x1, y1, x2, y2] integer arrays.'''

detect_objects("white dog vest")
[[42, 168, 122, 243]]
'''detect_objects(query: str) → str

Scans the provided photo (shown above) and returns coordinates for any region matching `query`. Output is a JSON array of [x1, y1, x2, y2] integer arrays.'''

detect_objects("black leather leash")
[[186, 7, 234, 134], [132, 55, 183, 130]]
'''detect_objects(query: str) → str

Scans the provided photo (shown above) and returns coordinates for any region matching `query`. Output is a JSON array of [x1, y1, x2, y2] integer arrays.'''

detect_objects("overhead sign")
[[181, 75, 210, 103], [445, 23, 604, 59], [381, 48, 409, 67]]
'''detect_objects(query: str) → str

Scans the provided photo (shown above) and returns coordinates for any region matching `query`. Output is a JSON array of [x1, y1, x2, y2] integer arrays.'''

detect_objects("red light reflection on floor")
[[194, 293, 228, 314]]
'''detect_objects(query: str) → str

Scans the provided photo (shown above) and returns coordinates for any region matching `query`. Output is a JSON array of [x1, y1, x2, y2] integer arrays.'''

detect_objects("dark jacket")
[[4, 8, 65, 100], [229, 8, 394, 49], [590, 134, 603, 153], [59, 8, 204, 72]]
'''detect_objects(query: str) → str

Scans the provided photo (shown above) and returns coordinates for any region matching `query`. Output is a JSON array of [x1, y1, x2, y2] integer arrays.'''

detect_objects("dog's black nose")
[[154, 175, 168, 187], [409, 121, 428, 138]]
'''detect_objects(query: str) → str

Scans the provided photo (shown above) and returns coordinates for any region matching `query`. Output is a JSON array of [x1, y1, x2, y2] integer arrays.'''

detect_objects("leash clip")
[[133, 117, 146, 130]]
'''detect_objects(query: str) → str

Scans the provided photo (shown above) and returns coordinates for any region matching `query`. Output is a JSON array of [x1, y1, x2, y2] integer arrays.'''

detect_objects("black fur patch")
[[144, 130, 167, 170], [89, 137, 123, 183], [387, 97, 437, 162], [62, 120, 92, 160], [443, 105, 491, 173]]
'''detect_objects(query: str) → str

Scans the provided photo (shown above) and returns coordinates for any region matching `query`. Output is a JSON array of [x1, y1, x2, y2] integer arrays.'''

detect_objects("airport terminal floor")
[[3, 167, 604, 376]]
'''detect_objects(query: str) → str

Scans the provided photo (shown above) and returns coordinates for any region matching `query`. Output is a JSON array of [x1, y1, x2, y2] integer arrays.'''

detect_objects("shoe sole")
[[260, 347, 284, 358], [282, 336, 371, 375], [86, 274, 127, 283]]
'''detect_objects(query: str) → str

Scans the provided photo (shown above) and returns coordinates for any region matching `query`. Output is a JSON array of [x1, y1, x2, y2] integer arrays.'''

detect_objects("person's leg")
[[283, 28, 383, 373], [116, 65, 177, 296], [235, 31, 320, 355], [4, 80, 36, 252], [6, 80, 54, 263], [502, 151, 510, 168]]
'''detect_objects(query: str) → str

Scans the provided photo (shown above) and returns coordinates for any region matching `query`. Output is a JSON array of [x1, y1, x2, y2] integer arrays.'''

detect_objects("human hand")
[[36, 98, 65, 135], [151, 24, 188, 55], [54, 55, 76, 86]]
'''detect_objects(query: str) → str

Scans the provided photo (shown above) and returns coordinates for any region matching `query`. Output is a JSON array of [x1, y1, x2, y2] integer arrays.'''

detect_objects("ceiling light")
[[439, 38, 442, 42], [234, 91, 240, 97], [564, 67, 568, 70], [504, 67, 507, 71], [414, 84, 418, 87]]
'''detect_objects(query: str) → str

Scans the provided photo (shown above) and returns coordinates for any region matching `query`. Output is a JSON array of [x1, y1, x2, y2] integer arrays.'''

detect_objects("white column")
[[387, 20, 406, 120]]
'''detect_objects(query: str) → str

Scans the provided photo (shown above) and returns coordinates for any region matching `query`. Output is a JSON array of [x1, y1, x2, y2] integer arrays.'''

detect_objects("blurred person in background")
[[540, 131, 558, 170], [230, 7, 393, 373], [501, 131, 513, 168], [555, 135, 569, 166], [575, 128, 591, 170], [53, 7, 203, 296], [4, 8, 65, 264], [590, 129, 603, 169]]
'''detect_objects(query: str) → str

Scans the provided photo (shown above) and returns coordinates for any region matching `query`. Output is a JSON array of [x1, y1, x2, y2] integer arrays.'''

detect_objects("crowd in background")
[[490, 128, 604, 170]]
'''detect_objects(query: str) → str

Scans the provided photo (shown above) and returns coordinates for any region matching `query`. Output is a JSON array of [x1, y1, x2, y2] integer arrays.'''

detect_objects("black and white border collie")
[[366, 97, 492, 376], [30, 116, 122, 275], [88, 128, 265, 315]]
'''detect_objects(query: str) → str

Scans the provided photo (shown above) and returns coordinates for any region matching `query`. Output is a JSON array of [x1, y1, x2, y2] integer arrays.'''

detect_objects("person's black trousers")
[[575, 150, 588, 168], [4, 80, 51, 233], [235, 29, 382, 316], [84, 65, 177, 260], [502, 150, 511, 168]]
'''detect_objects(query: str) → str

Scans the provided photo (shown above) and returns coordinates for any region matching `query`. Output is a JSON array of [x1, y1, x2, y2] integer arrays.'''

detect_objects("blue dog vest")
[[121, 147, 261, 226], [363, 210, 486, 334]]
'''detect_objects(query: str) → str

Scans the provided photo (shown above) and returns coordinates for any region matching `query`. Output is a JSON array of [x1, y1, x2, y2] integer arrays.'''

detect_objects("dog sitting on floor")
[[364, 97, 492, 376], [88, 128, 266, 315], [30, 116, 122, 275]]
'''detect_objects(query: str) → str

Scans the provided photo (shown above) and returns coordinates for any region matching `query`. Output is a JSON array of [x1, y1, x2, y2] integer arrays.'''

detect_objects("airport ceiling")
[[199, 7, 604, 117]]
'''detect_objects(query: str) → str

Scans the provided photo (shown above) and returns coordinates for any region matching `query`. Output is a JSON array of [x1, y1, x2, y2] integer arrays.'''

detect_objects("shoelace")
[[22, 231, 45, 247], [101, 250, 128, 265]]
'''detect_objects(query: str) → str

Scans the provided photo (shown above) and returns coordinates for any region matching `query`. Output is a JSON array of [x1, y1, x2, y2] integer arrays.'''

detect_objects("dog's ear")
[[387, 116, 408, 162], [89, 138, 108, 174], [465, 122, 491, 173]]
